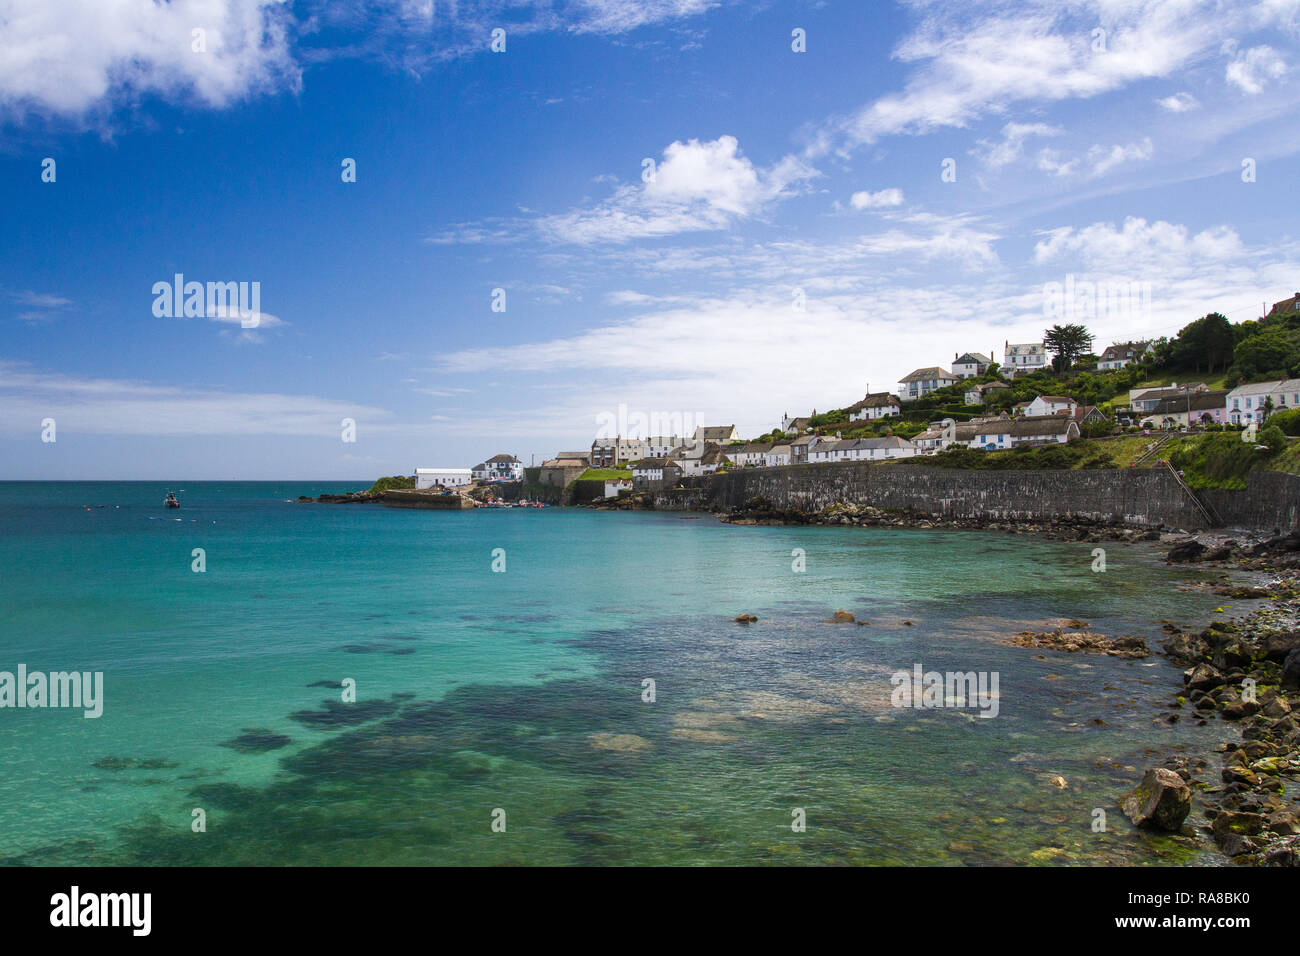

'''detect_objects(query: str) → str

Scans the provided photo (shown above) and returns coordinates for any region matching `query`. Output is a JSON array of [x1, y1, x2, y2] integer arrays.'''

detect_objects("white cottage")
[[415, 468, 473, 489]]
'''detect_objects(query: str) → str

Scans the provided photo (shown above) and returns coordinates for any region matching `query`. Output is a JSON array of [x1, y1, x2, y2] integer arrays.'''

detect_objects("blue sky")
[[2, 0, 1299, 479]]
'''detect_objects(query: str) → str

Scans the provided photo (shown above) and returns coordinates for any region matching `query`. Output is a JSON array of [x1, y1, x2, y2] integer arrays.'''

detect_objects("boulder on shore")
[[1121, 767, 1191, 831], [1282, 647, 1300, 690], [1167, 539, 1207, 563]]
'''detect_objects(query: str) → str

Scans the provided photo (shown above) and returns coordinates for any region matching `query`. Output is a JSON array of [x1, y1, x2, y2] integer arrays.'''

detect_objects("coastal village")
[[401, 292, 1300, 507]]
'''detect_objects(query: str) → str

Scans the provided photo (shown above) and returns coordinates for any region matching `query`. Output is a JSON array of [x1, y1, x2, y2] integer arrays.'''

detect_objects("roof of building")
[[554, 451, 589, 460], [699, 448, 731, 465], [631, 457, 678, 470], [788, 434, 820, 447], [846, 391, 902, 412], [695, 425, 737, 440], [486, 453, 520, 463], [1034, 395, 1074, 404], [1145, 390, 1228, 415], [1005, 342, 1045, 353], [900, 366, 955, 382], [954, 352, 991, 365], [1227, 378, 1300, 397], [1267, 293, 1300, 316], [1099, 341, 1150, 361], [1009, 416, 1078, 437], [853, 436, 915, 449], [541, 458, 587, 469]]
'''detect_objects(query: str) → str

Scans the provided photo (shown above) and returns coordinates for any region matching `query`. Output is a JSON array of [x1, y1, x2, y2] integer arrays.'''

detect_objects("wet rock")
[[589, 732, 652, 753], [1185, 663, 1225, 692], [1121, 767, 1191, 830], [1261, 631, 1300, 663], [1266, 809, 1300, 835], [1282, 648, 1300, 690], [733, 613, 758, 624], [1212, 811, 1265, 856], [1167, 539, 1207, 563], [1008, 629, 1149, 659], [829, 610, 856, 623], [221, 728, 292, 753]]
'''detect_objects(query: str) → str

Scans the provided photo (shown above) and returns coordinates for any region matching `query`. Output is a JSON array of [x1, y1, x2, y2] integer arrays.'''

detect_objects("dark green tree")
[[1044, 323, 1094, 374]]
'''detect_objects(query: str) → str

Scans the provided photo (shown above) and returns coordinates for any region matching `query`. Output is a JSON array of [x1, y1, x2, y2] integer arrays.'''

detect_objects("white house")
[[952, 352, 993, 378], [1009, 416, 1079, 445], [1025, 395, 1077, 418], [604, 479, 633, 498], [898, 367, 959, 400], [693, 425, 741, 445], [472, 453, 524, 481], [965, 380, 1009, 405], [846, 391, 902, 421], [970, 423, 1011, 450], [1098, 341, 1153, 370], [415, 468, 473, 489], [1227, 379, 1300, 425], [631, 458, 681, 488], [763, 443, 792, 467], [1128, 383, 1207, 415], [1003, 341, 1048, 377], [644, 435, 682, 458], [810, 439, 853, 463], [729, 442, 770, 467], [912, 424, 949, 454], [852, 436, 919, 459]]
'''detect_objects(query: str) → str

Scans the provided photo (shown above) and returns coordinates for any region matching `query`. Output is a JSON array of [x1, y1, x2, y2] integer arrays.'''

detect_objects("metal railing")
[[1160, 460, 1222, 527]]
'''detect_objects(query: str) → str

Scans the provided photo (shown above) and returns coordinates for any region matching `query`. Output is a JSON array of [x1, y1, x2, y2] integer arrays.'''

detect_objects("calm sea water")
[[0, 481, 1245, 865]]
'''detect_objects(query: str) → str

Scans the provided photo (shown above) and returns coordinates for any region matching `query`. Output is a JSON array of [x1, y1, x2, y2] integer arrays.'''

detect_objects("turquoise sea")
[[0, 481, 1250, 865]]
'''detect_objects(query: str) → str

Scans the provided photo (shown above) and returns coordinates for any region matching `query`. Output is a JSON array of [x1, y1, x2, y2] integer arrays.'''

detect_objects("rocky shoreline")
[[1142, 533, 1300, 865], [709, 496, 1300, 865]]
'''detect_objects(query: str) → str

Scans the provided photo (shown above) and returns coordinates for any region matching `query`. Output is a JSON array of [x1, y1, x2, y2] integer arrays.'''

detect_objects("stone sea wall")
[[653, 463, 1300, 532]]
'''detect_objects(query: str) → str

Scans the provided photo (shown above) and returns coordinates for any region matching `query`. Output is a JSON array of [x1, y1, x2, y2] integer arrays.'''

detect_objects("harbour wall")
[[652, 463, 1300, 532]]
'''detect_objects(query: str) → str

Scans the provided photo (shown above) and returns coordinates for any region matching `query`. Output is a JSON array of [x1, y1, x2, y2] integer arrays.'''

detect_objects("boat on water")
[[164, 492, 180, 509]]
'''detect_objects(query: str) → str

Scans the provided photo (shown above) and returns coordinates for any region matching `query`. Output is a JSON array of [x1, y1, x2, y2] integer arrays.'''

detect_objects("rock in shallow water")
[[1121, 767, 1191, 831]]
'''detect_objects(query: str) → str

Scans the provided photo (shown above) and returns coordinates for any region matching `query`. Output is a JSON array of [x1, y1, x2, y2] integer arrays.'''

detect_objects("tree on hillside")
[[1044, 324, 1094, 374], [1165, 313, 1234, 374]]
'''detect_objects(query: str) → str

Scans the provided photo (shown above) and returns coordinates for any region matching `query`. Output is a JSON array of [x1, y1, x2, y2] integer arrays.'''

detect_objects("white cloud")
[[849, 187, 905, 209], [971, 122, 1061, 169], [0, 361, 391, 437], [1033, 217, 1246, 271], [0, 0, 727, 121], [1035, 138, 1153, 178], [1156, 91, 1200, 111], [1225, 44, 1288, 93], [820, 2, 1221, 152], [0, 0, 301, 119], [524, 136, 815, 244]]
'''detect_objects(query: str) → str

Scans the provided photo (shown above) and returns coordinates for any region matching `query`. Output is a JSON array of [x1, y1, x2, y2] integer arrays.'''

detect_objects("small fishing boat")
[[164, 492, 180, 509]]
